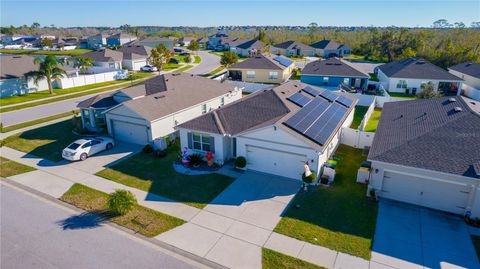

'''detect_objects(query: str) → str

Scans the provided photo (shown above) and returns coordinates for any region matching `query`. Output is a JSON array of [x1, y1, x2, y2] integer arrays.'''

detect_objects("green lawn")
[[194, 55, 201, 64], [364, 108, 382, 132], [60, 183, 185, 237], [369, 73, 379, 82], [472, 235, 480, 261], [1, 110, 79, 133], [274, 145, 378, 259], [0, 48, 92, 56], [2, 119, 81, 162], [263, 248, 324, 269], [177, 65, 194, 72], [206, 66, 225, 76], [388, 92, 417, 100], [96, 144, 235, 209], [0, 157, 36, 177], [209, 51, 225, 57], [350, 106, 369, 129], [163, 63, 181, 71], [290, 68, 301, 80]]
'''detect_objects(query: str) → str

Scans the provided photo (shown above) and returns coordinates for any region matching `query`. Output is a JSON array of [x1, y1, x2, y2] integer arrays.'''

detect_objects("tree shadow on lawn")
[[57, 210, 116, 230]]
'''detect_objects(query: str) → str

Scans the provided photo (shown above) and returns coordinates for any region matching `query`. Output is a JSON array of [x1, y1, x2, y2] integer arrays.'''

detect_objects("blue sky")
[[1, 0, 479, 27]]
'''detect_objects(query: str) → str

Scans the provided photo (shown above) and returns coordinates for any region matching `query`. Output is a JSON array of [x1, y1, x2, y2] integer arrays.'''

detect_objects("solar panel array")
[[319, 90, 339, 102], [336, 95, 354, 108], [273, 56, 294, 67], [287, 93, 311, 107], [302, 86, 321, 97]]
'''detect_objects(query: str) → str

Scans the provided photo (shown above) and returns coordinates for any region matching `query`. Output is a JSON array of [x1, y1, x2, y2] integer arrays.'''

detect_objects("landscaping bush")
[[184, 55, 192, 63], [142, 144, 154, 154], [302, 171, 317, 183], [108, 189, 137, 215], [154, 149, 167, 158], [187, 153, 203, 166], [235, 156, 247, 168]]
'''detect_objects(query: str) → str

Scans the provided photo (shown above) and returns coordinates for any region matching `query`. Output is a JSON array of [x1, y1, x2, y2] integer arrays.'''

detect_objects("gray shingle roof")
[[368, 96, 480, 178], [117, 45, 152, 60], [229, 54, 290, 70], [272, 40, 314, 51], [82, 49, 123, 62], [378, 57, 462, 80], [310, 40, 342, 50], [449, 62, 480, 79], [301, 57, 369, 78], [0, 55, 39, 79], [77, 93, 119, 109], [235, 39, 265, 50]]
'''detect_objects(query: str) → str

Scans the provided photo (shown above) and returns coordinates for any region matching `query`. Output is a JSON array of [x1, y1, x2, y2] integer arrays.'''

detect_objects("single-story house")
[[117, 45, 152, 71], [377, 57, 463, 96], [310, 40, 351, 58], [301, 57, 369, 89], [270, 41, 316, 57], [177, 81, 357, 179], [368, 96, 480, 218], [87, 34, 109, 49], [127, 36, 174, 51], [82, 49, 124, 69], [178, 37, 195, 47], [448, 62, 480, 101], [106, 33, 137, 47], [77, 73, 242, 145], [228, 54, 295, 84], [230, 39, 266, 57]]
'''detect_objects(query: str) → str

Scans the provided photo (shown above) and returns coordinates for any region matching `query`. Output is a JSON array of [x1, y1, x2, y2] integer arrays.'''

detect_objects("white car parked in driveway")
[[62, 137, 115, 161], [140, 65, 158, 72]]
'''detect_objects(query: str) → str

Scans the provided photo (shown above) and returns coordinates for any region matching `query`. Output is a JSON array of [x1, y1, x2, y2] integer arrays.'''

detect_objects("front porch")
[[80, 108, 107, 132]]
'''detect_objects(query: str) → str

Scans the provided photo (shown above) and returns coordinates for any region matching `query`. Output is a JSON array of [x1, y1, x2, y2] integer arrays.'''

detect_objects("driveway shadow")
[[56, 210, 114, 230]]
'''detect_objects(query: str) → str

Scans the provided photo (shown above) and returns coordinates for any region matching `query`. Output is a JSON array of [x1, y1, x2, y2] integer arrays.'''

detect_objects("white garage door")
[[381, 171, 469, 215], [246, 145, 308, 180], [112, 120, 149, 145], [133, 60, 147, 71]]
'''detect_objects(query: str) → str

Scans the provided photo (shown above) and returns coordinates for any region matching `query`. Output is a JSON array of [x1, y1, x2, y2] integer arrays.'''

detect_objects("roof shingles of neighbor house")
[[378, 57, 462, 80], [368, 96, 480, 178], [178, 81, 357, 151], [301, 57, 369, 77], [229, 54, 291, 70], [117, 45, 152, 60], [272, 40, 313, 51], [235, 39, 265, 50], [82, 49, 123, 62], [310, 40, 342, 50], [77, 93, 119, 109], [449, 62, 480, 79], [0, 55, 40, 79]]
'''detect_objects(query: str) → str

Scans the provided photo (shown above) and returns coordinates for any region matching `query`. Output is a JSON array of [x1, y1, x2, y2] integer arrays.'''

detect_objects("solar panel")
[[273, 56, 294, 67], [304, 103, 348, 145], [302, 86, 321, 97], [319, 90, 339, 102], [287, 93, 311, 107], [336, 95, 354, 108], [284, 97, 330, 133]]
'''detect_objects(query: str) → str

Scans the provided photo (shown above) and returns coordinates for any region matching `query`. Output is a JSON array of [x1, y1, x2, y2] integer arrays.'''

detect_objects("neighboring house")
[[219, 37, 250, 51], [117, 45, 152, 71], [368, 96, 480, 218], [106, 33, 137, 47], [207, 32, 229, 49], [177, 81, 357, 179], [0, 34, 27, 44], [82, 49, 124, 69], [128, 36, 174, 51], [377, 57, 463, 96], [310, 40, 351, 58], [228, 54, 295, 84], [77, 73, 242, 144], [301, 57, 369, 89], [196, 37, 208, 48], [230, 39, 266, 57], [178, 37, 195, 47], [448, 62, 480, 101], [87, 34, 109, 49], [270, 41, 316, 57]]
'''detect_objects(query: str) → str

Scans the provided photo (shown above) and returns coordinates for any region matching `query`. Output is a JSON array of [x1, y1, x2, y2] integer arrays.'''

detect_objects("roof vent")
[[454, 107, 463, 112], [416, 60, 425, 64], [448, 98, 456, 103], [154, 95, 165, 99]]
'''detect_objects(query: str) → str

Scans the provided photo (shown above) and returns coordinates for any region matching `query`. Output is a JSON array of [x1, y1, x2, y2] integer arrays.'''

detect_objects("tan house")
[[227, 54, 295, 84]]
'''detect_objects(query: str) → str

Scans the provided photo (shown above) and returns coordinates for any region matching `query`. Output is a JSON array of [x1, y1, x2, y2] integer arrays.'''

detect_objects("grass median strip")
[[205, 66, 225, 76], [262, 248, 324, 269], [60, 183, 185, 237], [0, 157, 36, 177], [177, 65, 194, 72], [1, 110, 78, 133], [194, 55, 201, 63]]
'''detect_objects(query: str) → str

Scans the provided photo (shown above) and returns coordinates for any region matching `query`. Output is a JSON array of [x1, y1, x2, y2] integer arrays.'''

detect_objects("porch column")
[[90, 109, 96, 130]]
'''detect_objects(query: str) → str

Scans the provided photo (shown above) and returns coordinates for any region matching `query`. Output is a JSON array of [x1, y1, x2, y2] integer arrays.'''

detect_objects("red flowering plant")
[[205, 151, 213, 161]]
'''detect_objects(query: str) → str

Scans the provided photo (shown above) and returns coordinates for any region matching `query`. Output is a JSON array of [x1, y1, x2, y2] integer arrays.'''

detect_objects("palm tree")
[[25, 55, 66, 95], [74, 56, 94, 74]]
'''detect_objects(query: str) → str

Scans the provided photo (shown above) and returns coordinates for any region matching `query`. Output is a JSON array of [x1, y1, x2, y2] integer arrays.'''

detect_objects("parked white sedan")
[[62, 137, 115, 161], [140, 65, 158, 72]]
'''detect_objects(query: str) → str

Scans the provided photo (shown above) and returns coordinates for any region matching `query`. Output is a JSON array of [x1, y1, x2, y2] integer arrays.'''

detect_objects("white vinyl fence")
[[56, 69, 127, 89], [340, 128, 375, 149]]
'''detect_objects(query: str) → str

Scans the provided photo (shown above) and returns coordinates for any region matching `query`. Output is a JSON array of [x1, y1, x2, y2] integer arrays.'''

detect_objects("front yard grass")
[[60, 183, 185, 237], [262, 248, 324, 269], [274, 145, 378, 259], [363, 108, 382, 132], [96, 144, 235, 209], [1, 110, 78, 133], [163, 63, 181, 71], [205, 66, 225, 76], [350, 106, 369, 129], [472, 235, 480, 261], [388, 92, 417, 100], [2, 119, 80, 162], [177, 65, 194, 72], [290, 68, 301, 80], [0, 157, 36, 177]]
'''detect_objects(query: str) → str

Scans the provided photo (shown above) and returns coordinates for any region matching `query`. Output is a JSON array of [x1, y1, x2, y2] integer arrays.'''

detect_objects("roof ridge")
[[212, 111, 227, 134]]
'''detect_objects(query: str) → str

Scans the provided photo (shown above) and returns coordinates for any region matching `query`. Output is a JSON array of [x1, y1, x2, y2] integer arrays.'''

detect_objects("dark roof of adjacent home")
[[220, 37, 250, 47], [117, 45, 152, 60], [368, 96, 480, 178], [82, 49, 123, 62], [178, 81, 357, 151], [272, 40, 314, 51], [77, 93, 119, 109], [449, 62, 480, 79], [301, 57, 369, 78], [235, 39, 266, 50], [310, 40, 342, 50], [107, 33, 135, 40], [106, 73, 237, 121], [378, 57, 462, 80], [0, 55, 40, 79], [229, 54, 292, 70]]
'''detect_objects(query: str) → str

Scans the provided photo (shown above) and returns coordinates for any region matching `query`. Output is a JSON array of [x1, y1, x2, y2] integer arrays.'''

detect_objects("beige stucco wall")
[[229, 65, 294, 84]]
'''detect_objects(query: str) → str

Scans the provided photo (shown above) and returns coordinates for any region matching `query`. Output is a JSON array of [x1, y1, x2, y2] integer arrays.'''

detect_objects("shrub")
[[302, 171, 317, 183], [108, 189, 137, 215], [187, 153, 203, 166], [142, 144, 153, 154], [235, 156, 247, 168], [184, 55, 192, 63], [155, 149, 167, 158]]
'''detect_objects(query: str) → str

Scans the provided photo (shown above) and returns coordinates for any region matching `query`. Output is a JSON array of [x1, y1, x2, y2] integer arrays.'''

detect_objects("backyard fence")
[[55, 69, 127, 89], [340, 127, 375, 149]]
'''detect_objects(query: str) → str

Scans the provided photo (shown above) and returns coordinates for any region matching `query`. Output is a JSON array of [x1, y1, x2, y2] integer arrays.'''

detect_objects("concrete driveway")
[[156, 171, 301, 269], [372, 200, 480, 269]]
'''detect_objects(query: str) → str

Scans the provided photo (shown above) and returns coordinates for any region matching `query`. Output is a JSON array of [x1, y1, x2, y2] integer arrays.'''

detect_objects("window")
[[201, 104, 207, 114], [192, 133, 211, 151], [81, 142, 92, 149], [246, 70, 255, 79], [269, 72, 278, 80], [220, 97, 225, 106], [82, 109, 91, 125], [343, 78, 350, 84], [323, 77, 329, 84], [396, 80, 407, 89]]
